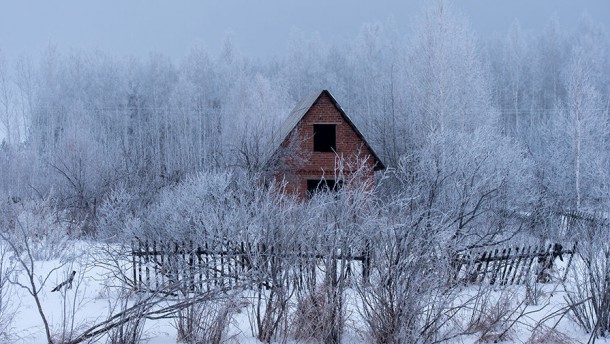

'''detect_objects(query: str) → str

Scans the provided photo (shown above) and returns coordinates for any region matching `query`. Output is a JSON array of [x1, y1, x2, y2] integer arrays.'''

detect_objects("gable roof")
[[269, 89, 385, 171]]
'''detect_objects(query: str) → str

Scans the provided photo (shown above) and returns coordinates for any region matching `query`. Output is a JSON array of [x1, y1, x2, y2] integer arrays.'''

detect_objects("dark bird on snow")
[[51, 271, 76, 292]]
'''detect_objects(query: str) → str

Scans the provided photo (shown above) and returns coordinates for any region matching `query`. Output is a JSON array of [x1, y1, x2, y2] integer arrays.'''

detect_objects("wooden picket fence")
[[131, 238, 576, 293], [130, 238, 371, 293], [453, 243, 577, 285]]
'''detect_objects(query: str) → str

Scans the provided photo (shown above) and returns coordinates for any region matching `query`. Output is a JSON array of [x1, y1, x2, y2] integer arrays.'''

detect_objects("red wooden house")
[[267, 90, 385, 198]]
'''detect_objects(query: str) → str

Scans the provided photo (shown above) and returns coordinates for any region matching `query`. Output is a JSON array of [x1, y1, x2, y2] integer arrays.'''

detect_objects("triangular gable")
[[269, 89, 385, 171]]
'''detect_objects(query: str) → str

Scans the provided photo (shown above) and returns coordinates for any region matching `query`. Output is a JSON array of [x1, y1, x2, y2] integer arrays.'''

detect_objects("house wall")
[[275, 93, 378, 198]]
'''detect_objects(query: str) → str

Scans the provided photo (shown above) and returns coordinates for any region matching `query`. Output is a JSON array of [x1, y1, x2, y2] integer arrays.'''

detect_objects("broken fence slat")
[[509, 246, 523, 285]]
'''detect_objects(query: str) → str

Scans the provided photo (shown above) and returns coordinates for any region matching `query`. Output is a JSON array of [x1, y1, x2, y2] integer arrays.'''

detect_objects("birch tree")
[[539, 17, 609, 211], [406, 0, 496, 140], [0, 49, 14, 146]]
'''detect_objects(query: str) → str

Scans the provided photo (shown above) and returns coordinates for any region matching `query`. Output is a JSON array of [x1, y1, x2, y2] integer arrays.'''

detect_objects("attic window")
[[313, 124, 336, 152], [307, 179, 342, 197]]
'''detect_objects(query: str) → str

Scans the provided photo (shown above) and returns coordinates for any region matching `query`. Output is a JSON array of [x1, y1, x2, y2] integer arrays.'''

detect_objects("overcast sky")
[[0, 0, 609, 62]]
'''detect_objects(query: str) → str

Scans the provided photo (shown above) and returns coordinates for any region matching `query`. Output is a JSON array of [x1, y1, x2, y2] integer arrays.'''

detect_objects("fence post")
[[234, 241, 239, 285], [562, 242, 578, 282], [131, 238, 138, 291], [159, 240, 165, 288], [521, 245, 535, 285], [362, 239, 371, 283], [138, 239, 144, 290], [220, 241, 225, 287], [508, 246, 522, 285], [197, 244, 203, 291], [189, 240, 195, 292], [174, 241, 180, 291], [153, 240, 158, 290], [240, 242, 246, 271], [297, 243, 303, 290], [500, 247, 512, 285]]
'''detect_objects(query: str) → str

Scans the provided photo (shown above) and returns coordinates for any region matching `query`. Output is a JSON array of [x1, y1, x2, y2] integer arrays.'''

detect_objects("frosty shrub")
[[96, 186, 135, 242], [525, 325, 575, 344], [292, 163, 376, 344], [174, 297, 240, 344], [465, 288, 524, 343], [292, 282, 346, 344], [106, 294, 147, 344], [356, 217, 452, 343], [250, 251, 297, 344], [0, 197, 75, 344], [564, 235, 610, 338], [524, 273, 546, 306], [8, 197, 74, 260], [246, 186, 301, 343], [0, 244, 15, 343], [134, 171, 303, 342], [138, 171, 240, 242], [356, 130, 536, 343], [392, 129, 534, 250]]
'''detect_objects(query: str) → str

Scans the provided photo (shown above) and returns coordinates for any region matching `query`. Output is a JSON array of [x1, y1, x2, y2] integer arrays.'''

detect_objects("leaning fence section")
[[131, 238, 371, 293], [558, 210, 609, 237], [453, 243, 577, 285]]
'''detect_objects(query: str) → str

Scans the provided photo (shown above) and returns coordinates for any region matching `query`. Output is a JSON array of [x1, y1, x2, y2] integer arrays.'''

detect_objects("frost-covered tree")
[[406, 1, 496, 141], [223, 73, 292, 173], [400, 129, 536, 248], [347, 21, 408, 167], [492, 20, 534, 136], [0, 49, 15, 146], [174, 44, 223, 171], [283, 29, 329, 100], [531, 15, 568, 117], [540, 47, 608, 210]]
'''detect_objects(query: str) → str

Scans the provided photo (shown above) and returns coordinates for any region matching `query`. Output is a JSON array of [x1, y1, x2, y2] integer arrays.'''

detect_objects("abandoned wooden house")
[[266, 90, 385, 198]]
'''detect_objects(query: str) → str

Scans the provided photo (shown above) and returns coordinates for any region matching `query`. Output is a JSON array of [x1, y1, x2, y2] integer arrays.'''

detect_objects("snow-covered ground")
[[4, 241, 609, 344]]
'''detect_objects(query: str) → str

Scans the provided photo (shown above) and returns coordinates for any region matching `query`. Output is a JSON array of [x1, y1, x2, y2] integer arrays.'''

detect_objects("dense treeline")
[[0, 3, 608, 232]]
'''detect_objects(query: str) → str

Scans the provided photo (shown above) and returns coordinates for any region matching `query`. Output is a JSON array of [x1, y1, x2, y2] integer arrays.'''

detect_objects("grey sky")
[[0, 0, 609, 62]]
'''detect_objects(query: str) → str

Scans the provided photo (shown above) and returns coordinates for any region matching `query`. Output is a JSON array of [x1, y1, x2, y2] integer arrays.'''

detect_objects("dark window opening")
[[307, 179, 343, 197], [313, 124, 336, 152]]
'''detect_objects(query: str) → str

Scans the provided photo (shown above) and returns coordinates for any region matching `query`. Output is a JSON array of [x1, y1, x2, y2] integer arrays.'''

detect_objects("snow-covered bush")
[[292, 282, 346, 343], [97, 186, 136, 242], [6, 197, 74, 261], [565, 235, 610, 338], [138, 171, 240, 241], [0, 197, 76, 343], [465, 288, 524, 343], [0, 244, 15, 343], [355, 198, 453, 343], [525, 325, 575, 344], [104, 289, 148, 344], [412, 129, 536, 250], [174, 297, 241, 344]]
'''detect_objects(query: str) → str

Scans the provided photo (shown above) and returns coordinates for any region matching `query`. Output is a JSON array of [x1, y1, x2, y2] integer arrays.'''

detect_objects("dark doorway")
[[307, 178, 342, 197]]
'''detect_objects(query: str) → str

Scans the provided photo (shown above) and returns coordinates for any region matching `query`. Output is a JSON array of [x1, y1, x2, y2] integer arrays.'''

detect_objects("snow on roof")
[[273, 90, 322, 151]]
